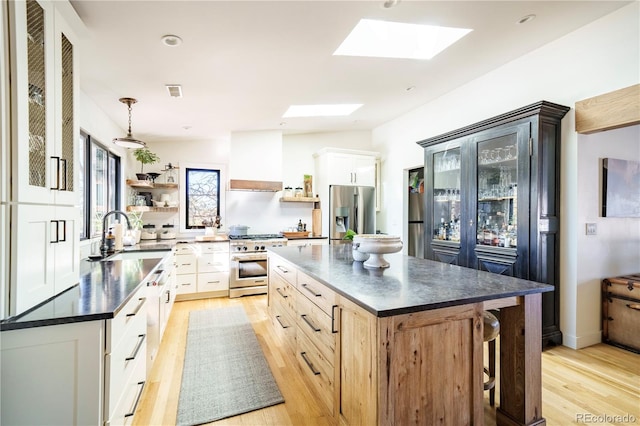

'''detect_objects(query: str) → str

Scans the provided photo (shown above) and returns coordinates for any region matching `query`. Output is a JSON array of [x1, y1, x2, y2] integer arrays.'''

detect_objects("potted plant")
[[133, 147, 160, 181]]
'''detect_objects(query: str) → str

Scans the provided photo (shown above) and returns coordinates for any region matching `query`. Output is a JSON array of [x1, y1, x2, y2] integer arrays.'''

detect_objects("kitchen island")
[[268, 245, 553, 426]]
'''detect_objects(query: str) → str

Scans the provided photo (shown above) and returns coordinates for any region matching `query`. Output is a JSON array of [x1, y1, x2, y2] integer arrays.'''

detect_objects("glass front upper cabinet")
[[432, 148, 461, 242], [476, 134, 518, 248]]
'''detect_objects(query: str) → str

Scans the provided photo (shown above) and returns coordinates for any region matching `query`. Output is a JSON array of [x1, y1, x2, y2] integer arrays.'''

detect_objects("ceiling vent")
[[166, 84, 183, 98]]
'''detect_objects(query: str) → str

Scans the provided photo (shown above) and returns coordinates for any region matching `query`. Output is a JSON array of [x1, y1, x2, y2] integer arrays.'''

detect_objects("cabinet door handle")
[[50, 220, 60, 243], [125, 334, 146, 361], [60, 158, 68, 191], [275, 315, 289, 329], [50, 156, 61, 190], [276, 265, 289, 273], [300, 352, 321, 375], [301, 314, 321, 332], [331, 305, 338, 334], [301, 283, 321, 297], [207, 280, 220, 284], [126, 297, 146, 319], [276, 288, 288, 299], [165, 290, 170, 303], [124, 381, 145, 418], [59, 220, 67, 242]]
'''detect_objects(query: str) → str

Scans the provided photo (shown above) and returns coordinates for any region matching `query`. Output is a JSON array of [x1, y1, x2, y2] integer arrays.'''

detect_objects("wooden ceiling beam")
[[575, 84, 640, 134]]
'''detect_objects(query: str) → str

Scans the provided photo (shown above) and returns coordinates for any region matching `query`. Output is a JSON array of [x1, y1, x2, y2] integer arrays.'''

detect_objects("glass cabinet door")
[[476, 134, 518, 248], [432, 148, 461, 242], [27, 0, 48, 189]]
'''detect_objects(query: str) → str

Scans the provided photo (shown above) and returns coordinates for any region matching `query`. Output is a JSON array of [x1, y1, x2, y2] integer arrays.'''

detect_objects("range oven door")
[[230, 254, 268, 289]]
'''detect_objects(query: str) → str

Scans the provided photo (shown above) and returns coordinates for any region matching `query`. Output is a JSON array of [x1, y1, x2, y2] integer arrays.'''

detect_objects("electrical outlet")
[[585, 223, 597, 235]]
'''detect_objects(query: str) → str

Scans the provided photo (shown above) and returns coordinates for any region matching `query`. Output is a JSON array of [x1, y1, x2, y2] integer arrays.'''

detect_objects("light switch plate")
[[585, 223, 597, 235]]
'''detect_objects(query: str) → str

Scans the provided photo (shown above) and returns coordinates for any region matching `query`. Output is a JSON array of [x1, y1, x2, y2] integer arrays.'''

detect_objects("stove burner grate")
[[229, 234, 283, 240]]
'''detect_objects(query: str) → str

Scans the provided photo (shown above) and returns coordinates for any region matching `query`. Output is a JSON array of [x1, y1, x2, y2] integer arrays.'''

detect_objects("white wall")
[[124, 131, 374, 235], [371, 3, 640, 349], [576, 125, 640, 348]]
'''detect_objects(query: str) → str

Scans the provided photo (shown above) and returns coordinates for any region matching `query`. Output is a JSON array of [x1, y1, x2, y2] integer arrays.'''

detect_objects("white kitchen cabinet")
[[316, 150, 376, 187], [8, 0, 80, 206], [1, 320, 105, 425], [175, 242, 230, 298], [11, 203, 80, 314], [175, 246, 197, 296], [104, 287, 147, 426]]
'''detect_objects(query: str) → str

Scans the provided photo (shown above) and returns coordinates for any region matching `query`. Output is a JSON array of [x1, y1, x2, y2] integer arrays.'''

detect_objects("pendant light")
[[112, 97, 146, 148]]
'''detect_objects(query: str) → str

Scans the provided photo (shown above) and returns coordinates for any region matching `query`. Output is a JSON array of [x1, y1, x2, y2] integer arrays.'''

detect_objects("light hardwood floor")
[[133, 296, 640, 426]]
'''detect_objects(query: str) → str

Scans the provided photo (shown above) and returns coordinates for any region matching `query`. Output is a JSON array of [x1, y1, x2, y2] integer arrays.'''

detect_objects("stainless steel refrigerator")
[[329, 185, 375, 244], [408, 167, 425, 258]]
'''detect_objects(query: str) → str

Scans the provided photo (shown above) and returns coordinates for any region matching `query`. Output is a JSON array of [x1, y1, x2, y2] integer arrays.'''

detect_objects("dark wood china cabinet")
[[417, 101, 570, 348]]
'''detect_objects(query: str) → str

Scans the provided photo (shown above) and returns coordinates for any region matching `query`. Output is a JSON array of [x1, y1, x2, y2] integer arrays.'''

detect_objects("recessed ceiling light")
[[283, 104, 363, 118], [334, 19, 472, 60], [517, 14, 536, 24], [161, 34, 182, 47], [382, 0, 400, 9]]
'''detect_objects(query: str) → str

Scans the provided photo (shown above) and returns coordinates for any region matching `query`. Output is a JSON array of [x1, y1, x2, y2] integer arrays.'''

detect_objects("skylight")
[[333, 19, 472, 60], [283, 104, 363, 118]]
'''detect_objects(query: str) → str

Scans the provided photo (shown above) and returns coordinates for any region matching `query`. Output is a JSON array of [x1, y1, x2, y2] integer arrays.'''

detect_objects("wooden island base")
[[267, 248, 550, 426], [337, 294, 544, 426]]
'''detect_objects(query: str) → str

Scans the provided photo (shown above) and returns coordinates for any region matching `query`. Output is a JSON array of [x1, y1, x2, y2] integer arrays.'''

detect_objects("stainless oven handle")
[[230, 255, 267, 261]]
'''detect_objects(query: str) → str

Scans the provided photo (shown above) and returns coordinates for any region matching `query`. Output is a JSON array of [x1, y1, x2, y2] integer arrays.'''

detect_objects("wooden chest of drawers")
[[602, 273, 640, 353]]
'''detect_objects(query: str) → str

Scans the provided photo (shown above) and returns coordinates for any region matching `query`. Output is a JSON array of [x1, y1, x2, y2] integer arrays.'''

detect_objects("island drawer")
[[270, 302, 297, 354], [296, 324, 335, 413], [270, 255, 297, 287], [297, 270, 337, 316], [296, 292, 336, 365], [270, 272, 296, 317]]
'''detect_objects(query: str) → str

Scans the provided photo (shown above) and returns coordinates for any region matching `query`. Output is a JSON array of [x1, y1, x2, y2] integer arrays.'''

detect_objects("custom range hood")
[[228, 179, 283, 192]]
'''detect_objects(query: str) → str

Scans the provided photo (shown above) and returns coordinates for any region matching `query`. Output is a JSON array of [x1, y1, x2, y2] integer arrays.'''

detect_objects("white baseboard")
[[562, 330, 602, 349]]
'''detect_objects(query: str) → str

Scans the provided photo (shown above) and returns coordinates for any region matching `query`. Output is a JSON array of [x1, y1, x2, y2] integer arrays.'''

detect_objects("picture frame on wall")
[[602, 158, 640, 217]]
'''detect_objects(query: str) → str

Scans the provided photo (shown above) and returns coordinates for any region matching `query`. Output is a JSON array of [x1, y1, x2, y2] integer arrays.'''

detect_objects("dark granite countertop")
[[268, 245, 554, 317], [0, 255, 168, 331]]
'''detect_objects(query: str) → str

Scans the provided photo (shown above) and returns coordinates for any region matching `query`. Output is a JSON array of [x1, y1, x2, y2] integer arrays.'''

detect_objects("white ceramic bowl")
[[353, 234, 403, 269]]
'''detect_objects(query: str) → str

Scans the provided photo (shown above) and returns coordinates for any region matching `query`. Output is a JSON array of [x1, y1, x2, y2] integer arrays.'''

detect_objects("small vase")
[[205, 227, 216, 236], [136, 173, 149, 181]]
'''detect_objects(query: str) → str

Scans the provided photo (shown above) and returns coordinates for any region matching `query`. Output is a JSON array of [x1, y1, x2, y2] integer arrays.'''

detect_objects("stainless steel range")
[[229, 234, 287, 298]]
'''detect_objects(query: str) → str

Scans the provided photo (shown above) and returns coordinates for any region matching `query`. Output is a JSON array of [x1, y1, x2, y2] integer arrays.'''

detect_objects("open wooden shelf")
[[126, 179, 178, 189], [279, 196, 319, 203], [126, 205, 178, 213]]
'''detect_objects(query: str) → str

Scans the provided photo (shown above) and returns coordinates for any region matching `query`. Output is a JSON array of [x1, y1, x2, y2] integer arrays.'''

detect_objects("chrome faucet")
[[100, 210, 132, 256]]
